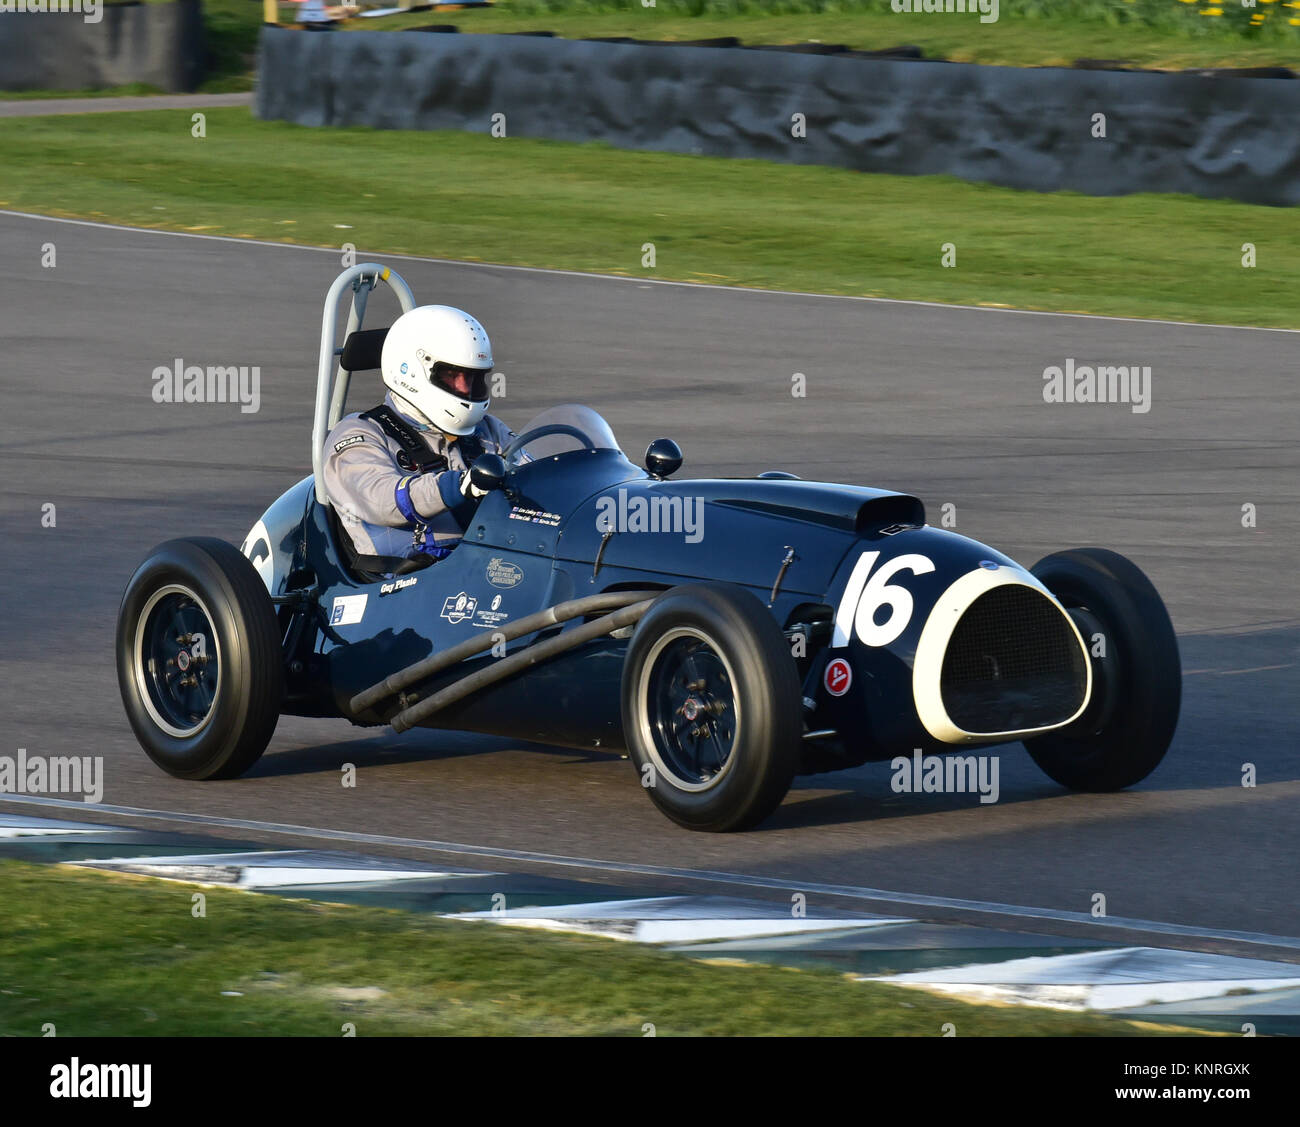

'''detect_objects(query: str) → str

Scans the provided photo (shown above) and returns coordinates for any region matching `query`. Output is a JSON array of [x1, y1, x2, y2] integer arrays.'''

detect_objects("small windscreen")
[[507, 404, 623, 462]]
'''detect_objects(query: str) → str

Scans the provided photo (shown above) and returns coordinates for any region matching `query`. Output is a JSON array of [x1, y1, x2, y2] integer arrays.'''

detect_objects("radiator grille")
[[939, 585, 1087, 734]]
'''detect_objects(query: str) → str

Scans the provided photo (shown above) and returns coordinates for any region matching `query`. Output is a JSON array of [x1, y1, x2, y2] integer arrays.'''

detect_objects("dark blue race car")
[[116, 265, 1181, 831]]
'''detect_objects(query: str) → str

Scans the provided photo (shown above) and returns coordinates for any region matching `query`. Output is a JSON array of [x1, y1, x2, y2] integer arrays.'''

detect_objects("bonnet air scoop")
[[684, 480, 926, 533]]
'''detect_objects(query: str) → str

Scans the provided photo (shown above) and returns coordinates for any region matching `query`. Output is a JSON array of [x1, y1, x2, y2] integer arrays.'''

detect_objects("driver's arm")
[[323, 424, 476, 530]]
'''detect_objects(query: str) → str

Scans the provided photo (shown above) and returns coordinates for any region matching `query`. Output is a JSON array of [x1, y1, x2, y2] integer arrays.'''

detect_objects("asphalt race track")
[[2, 211, 1297, 950]]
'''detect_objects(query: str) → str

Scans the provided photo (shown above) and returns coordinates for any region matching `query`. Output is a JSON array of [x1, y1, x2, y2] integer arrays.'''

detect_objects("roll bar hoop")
[[311, 263, 417, 503]]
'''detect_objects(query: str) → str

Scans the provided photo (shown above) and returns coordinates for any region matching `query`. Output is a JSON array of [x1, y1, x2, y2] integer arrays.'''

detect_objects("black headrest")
[[340, 327, 389, 373]]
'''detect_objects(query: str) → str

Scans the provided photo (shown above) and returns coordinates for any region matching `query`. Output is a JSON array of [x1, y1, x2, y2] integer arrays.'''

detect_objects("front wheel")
[[116, 537, 283, 780], [1024, 547, 1180, 791], [620, 583, 802, 831]]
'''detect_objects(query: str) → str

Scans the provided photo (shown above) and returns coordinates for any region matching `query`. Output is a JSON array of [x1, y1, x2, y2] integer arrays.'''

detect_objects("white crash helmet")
[[380, 305, 494, 436]]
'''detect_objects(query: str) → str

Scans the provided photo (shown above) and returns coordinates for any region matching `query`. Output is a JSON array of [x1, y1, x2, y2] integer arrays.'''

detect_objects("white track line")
[[4, 794, 1299, 954], [3, 208, 1296, 335]]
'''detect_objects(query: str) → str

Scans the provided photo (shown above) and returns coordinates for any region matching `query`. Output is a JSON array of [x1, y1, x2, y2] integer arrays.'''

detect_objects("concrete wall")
[[256, 27, 1300, 206], [0, 0, 206, 93]]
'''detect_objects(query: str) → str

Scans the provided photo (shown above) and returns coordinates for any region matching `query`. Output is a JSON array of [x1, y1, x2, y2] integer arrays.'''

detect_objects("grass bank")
[[375, 0, 1300, 71], [6, 0, 1294, 101], [1, 108, 1294, 327], [0, 859, 1194, 1035]]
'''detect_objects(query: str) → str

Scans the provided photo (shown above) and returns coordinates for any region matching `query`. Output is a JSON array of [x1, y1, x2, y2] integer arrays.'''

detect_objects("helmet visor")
[[432, 362, 491, 403]]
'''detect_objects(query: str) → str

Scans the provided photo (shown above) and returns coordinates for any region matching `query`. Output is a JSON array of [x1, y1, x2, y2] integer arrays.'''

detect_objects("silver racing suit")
[[323, 393, 515, 565]]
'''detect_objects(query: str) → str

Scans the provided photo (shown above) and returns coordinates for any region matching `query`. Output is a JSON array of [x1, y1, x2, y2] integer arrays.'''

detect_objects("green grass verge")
[[371, 1, 1300, 71], [5, 1, 1295, 100], [2, 107, 1295, 328], [0, 79, 253, 99], [0, 859, 1195, 1035], [0, 84, 181, 102]]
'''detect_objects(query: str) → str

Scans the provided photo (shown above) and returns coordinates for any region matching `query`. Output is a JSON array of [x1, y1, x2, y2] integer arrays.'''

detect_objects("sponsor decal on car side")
[[441, 592, 478, 624], [486, 557, 523, 588], [330, 593, 368, 626], [474, 592, 508, 629], [508, 504, 562, 528], [824, 658, 852, 697]]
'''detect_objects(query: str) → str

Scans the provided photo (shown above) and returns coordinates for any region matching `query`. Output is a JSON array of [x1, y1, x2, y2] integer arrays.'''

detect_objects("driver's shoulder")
[[325, 409, 390, 454]]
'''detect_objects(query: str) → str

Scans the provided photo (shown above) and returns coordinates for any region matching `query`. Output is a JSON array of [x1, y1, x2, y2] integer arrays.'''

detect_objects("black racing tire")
[[116, 537, 283, 780], [620, 583, 802, 832], [1024, 548, 1180, 791]]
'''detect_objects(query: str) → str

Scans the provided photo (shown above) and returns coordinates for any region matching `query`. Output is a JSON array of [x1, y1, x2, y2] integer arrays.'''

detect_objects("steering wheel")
[[502, 423, 597, 462]]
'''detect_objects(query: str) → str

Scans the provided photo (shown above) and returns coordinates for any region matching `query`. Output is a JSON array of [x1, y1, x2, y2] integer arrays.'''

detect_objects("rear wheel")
[[116, 537, 283, 780], [1024, 548, 1180, 791], [621, 584, 801, 831]]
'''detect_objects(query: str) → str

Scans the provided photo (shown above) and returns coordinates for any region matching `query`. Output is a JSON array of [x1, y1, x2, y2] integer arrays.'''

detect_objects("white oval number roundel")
[[833, 551, 936, 648]]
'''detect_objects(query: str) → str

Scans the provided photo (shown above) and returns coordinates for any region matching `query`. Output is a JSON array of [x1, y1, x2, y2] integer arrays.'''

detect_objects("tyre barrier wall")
[[0, 0, 206, 93], [255, 26, 1300, 207]]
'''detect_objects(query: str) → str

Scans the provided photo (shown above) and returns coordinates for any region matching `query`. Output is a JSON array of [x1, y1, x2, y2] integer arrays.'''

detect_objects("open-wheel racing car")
[[116, 264, 1182, 831]]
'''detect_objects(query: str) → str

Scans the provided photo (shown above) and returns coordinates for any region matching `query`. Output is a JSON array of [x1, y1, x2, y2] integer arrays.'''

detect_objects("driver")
[[323, 305, 516, 569]]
